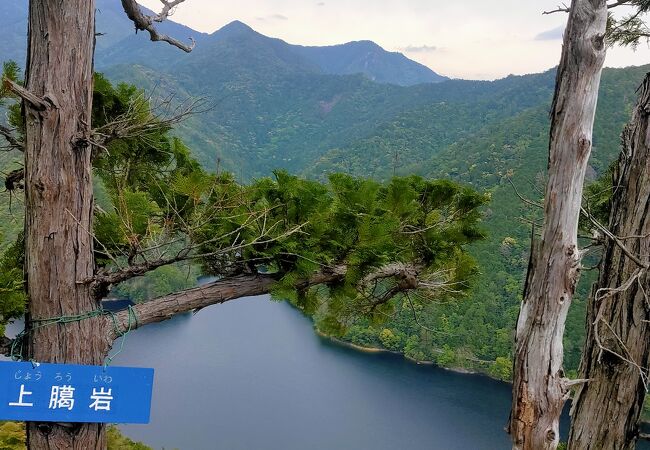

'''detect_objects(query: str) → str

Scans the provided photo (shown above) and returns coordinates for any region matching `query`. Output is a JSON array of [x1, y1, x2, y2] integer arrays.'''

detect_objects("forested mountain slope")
[[1, 0, 648, 374], [384, 64, 649, 372]]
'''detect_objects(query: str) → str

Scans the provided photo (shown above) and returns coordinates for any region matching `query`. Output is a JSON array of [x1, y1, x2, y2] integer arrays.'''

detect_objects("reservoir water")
[[5, 295, 647, 449], [112, 295, 518, 450]]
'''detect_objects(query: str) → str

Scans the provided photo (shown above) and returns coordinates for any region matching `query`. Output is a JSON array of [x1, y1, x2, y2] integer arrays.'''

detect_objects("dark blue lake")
[[6, 295, 647, 449], [112, 295, 516, 450]]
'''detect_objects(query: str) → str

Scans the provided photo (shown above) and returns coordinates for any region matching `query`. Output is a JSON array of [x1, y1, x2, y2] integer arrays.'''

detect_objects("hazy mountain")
[[0, 1, 446, 87], [0, 1, 28, 66], [0, 0, 203, 69], [292, 40, 447, 85], [95, 2, 209, 70]]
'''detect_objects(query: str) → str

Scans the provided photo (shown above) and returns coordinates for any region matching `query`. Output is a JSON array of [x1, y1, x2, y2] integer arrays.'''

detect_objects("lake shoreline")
[[317, 328, 650, 425], [316, 330, 482, 375]]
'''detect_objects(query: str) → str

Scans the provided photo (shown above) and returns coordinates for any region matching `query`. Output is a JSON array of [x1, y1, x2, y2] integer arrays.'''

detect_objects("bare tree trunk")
[[508, 1, 608, 449], [567, 74, 650, 450], [21, 1, 110, 448]]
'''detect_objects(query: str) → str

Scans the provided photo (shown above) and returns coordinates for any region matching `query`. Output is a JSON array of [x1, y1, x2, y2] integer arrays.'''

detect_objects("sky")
[[138, 0, 649, 80]]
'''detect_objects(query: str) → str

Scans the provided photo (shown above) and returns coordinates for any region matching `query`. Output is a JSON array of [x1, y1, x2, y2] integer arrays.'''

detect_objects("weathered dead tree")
[[567, 74, 650, 450], [508, 1, 608, 449]]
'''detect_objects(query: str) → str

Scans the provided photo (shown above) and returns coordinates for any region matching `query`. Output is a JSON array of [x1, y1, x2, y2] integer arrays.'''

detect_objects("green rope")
[[103, 306, 138, 368], [9, 306, 139, 368]]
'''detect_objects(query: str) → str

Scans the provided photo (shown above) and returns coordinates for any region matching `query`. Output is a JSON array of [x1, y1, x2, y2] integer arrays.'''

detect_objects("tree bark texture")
[[110, 267, 348, 336], [508, 1, 608, 449], [23, 1, 110, 448], [111, 274, 276, 337], [568, 74, 650, 450]]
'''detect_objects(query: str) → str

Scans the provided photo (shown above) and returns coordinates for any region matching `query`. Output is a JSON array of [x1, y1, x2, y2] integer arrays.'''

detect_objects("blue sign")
[[0, 361, 154, 424]]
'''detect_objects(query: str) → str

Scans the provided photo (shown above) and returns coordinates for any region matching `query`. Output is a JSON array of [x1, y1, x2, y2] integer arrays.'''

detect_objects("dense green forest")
[[333, 65, 648, 377], [1, 64, 646, 381], [0, 71, 487, 356], [1, 0, 648, 381]]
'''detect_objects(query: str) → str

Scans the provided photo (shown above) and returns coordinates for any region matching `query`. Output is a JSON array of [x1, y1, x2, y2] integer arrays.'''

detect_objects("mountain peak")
[[343, 40, 380, 49], [291, 40, 447, 86], [214, 20, 254, 36]]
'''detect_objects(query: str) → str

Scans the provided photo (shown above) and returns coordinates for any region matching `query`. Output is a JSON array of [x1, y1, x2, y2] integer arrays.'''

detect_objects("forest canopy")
[[0, 71, 489, 347]]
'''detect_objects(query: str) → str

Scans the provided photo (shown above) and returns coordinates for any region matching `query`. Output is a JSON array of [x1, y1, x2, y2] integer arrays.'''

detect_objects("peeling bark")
[[568, 74, 650, 450], [508, 1, 608, 449], [15, 1, 200, 448], [22, 1, 111, 448]]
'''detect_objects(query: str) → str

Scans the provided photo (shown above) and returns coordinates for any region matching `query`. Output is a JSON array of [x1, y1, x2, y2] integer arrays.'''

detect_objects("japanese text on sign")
[[0, 361, 154, 424]]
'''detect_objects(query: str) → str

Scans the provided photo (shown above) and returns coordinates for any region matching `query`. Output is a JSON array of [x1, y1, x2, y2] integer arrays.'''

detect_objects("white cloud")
[[257, 13, 288, 21], [534, 25, 564, 41], [400, 45, 439, 53]]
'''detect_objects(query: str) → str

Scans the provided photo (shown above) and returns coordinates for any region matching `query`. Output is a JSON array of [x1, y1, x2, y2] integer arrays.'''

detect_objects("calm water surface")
[[7, 296, 646, 450], [113, 295, 518, 450]]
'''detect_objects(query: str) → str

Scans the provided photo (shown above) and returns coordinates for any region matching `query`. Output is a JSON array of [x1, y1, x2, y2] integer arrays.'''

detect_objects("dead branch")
[[507, 177, 543, 209], [120, 0, 195, 52], [593, 268, 650, 388], [561, 378, 590, 389], [0, 335, 12, 357], [509, 177, 648, 267], [0, 125, 23, 152], [93, 251, 191, 294], [582, 206, 650, 269], [543, 1, 630, 15], [92, 94, 208, 152], [4, 168, 24, 192], [607, 0, 633, 8], [153, 0, 186, 21], [543, 3, 570, 14], [404, 293, 439, 333], [2, 78, 53, 111]]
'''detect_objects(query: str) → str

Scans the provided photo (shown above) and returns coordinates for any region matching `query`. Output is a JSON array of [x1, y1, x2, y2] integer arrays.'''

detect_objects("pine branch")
[[109, 274, 274, 338]]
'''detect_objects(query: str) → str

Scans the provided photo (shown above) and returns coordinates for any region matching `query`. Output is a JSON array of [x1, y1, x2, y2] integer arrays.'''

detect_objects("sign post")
[[0, 361, 154, 424]]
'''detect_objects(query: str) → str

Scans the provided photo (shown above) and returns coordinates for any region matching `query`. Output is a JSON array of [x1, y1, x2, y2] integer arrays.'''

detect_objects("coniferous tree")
[[0, 3, 487, 448]]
